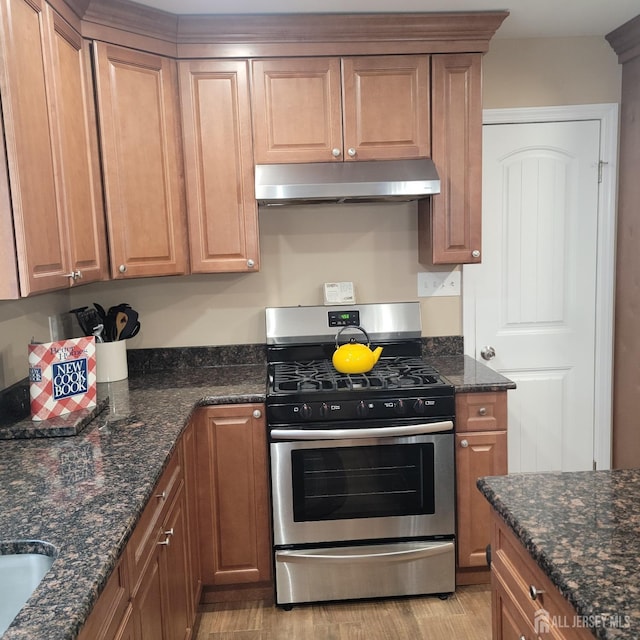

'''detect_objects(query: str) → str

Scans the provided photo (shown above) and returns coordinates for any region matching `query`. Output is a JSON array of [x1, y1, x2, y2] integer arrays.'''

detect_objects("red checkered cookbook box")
[[28, 337, 97, 421]]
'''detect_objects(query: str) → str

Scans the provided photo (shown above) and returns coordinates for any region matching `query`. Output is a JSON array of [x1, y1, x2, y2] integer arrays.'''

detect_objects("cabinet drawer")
[[127, 447, 183, 596], [77, 551, 130, 640], [456, 392, 507, 432], [491, 514, 594, 640]]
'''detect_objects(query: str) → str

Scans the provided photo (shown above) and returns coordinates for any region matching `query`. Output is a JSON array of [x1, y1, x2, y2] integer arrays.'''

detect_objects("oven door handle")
[[276, 541, 454, 564], [270, 420, 453, 441]]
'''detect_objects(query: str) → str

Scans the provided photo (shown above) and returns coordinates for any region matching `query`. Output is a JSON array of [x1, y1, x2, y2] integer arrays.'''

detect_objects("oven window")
[[291, 443, 435, 522]]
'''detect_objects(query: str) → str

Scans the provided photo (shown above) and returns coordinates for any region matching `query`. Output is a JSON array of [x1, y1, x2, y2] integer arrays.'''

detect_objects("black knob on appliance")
[[356, 401, 369, 418], [413, 399, 426, 415], [395, 399, 407, 416], [319, 402, 329, 419], [300, 403, 313, 419]]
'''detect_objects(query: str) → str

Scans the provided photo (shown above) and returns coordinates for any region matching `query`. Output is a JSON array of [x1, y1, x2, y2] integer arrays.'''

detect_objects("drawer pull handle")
[[156, 491, 167, 500], [158, 535, 171, 546], [529, 585, 545, 600], [478, 407, 487, 416], [164, 528, 174, 537]]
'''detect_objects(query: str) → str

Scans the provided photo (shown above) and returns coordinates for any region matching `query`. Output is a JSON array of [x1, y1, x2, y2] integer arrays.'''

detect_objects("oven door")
[[269, 421, 455, 547]]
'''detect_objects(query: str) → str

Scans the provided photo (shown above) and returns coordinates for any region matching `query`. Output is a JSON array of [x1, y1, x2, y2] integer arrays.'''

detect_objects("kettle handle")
[[335, 325, 370, 349]]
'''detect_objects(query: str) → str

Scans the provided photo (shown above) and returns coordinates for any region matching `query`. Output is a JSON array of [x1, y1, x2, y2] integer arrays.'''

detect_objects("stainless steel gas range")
[[265, 302, 456, 607]]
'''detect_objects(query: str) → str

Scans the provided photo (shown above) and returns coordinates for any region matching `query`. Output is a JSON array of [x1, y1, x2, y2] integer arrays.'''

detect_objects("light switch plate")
[[417, 270, 461, 297]]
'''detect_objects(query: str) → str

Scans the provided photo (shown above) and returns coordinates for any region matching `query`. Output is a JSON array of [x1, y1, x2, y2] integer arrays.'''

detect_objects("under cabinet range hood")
[[255, 158, 440, 205]]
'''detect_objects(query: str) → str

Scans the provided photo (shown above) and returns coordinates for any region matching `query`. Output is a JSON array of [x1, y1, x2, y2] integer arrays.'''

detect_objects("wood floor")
[[195, 585, 492, 640]]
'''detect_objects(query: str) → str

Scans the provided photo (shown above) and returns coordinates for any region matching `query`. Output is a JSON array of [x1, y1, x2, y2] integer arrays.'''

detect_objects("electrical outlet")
[[417, 270, 461, 297]]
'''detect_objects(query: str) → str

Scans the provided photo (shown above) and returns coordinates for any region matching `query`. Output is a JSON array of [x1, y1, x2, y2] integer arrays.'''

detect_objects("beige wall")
[[483, 36, 621, 108], [0, 35, 622, 389]]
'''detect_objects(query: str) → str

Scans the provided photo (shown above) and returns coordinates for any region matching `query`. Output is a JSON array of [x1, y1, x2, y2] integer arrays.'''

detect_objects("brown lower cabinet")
[[193, 404, 272, 597], [455, 391, 508, 585], [490, 511, 594, 640], [79, 429, 198, 640], [79, 404, 270, 638]]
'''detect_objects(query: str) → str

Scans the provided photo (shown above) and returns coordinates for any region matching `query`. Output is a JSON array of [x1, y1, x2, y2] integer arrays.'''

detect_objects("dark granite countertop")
[[0, 364, 265, 640], [428, 354, 517, 393], [0, 347, 513, 639], [478, 470, 640, 640]]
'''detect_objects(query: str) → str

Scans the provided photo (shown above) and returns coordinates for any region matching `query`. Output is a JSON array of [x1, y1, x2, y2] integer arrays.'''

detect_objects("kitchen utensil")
[[69, 307, 101, 337], [332, 326, 383, 374], [93, 303, 107, 322], [119, 308, 139, 340], [114, 312, 128, 340], [92, 324, 104, 343]]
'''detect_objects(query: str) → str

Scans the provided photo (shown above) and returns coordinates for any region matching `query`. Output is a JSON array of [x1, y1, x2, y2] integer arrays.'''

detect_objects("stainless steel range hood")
[[255, 158, 440, 206]]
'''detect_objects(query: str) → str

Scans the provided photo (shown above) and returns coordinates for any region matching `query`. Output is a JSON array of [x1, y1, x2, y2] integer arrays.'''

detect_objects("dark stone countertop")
[[0, 350, 513, 640], [428, 354, 517, 392], [0, 364, 266, 640], [478, 470, 640, 640]]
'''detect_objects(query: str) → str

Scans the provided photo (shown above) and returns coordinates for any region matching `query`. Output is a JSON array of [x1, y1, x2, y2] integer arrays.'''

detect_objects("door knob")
[[480, 346, 496, 360]]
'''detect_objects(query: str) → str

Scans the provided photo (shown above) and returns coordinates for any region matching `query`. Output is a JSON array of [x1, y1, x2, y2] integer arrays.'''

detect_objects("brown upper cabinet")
[[92, 42, 189, 280], [0, 0, 107, 298], [251, 56, 430, 164], [419, 54, 483, 264], [178, 59, 260, 273]]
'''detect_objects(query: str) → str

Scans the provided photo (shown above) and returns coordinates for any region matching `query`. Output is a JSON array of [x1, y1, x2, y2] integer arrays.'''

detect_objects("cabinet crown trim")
[[82, 2, 508, 55]]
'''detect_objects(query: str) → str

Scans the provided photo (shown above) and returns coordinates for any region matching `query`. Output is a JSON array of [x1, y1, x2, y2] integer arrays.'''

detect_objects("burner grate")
[[271, 357, 444, 394]]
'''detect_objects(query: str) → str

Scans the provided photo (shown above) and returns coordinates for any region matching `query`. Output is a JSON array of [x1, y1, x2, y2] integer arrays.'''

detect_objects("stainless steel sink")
[[0, 544, 55, 636]]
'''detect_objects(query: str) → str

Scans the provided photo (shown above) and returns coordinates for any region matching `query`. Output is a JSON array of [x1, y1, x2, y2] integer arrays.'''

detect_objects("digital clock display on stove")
[[328, 310, 360, 327]]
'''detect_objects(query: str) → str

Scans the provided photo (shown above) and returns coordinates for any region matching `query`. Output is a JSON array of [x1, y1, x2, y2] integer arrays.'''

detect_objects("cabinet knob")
[[347, 147, 356, 157], [247, 259, 255, 269], [460, 439, 469, 448], [118, 264, 127, 273], [478, 407, 487, 416], [156, 491, 167, 500], [471, 250, 481, 259], [332, 148, 342, 157], [529, 585, 545, 600], [64, 270, 82, 280], [253, 409, 262, 419], [157, 535, 171, 546]]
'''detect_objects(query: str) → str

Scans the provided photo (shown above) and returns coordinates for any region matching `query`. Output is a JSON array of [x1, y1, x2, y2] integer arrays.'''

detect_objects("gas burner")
[[270, 356, 447, 395]]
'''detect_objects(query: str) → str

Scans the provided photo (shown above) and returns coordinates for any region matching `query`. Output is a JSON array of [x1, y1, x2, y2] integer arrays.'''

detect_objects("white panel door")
[[466, 120, 601, 472]]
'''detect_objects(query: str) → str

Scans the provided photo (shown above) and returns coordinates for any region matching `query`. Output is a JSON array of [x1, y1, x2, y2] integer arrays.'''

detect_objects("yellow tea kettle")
[[332, 326, 383, 374]]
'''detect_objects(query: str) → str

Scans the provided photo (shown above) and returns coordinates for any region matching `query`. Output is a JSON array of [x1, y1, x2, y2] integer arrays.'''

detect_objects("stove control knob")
[[413, 399, 426, 415], [394, 399, 407, 416], [300, 404, 313, 419], [356, 401, 369, 418], [319, 402, 330, 419]]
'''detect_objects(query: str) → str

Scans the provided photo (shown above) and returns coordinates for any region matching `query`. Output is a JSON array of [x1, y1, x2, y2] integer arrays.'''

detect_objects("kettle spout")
[[372, 346, 383, 364]]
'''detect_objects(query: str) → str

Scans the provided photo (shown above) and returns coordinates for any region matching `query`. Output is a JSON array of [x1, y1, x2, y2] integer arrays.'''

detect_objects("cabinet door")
[[419, 53, 482, 264], [0, 111, 19, 298], [456, 430, 507, 568], [182, 420, 201, 622], [93, 42, 188, 279], [160, 484, 191, 640], [179, 60, 259, 272], [0, 0, 69, 295], [195, 404, 272, 586], [44, 6, 108, 286], [341, 55, 430, 161], [134, 546, 165, 640], [492, 576, 536, 640], [251, 57, 343, 163]]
